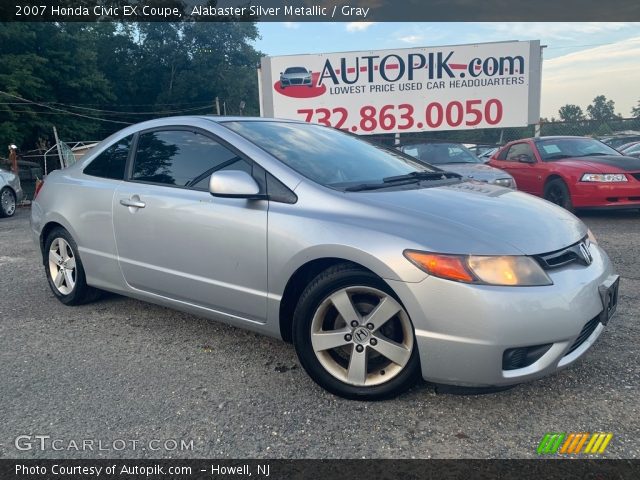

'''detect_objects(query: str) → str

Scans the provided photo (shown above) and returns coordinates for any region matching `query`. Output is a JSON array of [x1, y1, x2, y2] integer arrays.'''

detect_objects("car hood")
[[350, 182, 586, 256], [557, 155, 640, 172], [438, 163, 512, 181]]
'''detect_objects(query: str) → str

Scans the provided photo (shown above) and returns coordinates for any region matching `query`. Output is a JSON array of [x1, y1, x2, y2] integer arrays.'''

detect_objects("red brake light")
[[33, 178, 44, 199]]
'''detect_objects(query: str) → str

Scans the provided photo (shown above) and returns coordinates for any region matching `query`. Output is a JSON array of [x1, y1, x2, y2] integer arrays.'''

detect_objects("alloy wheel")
[[48, 237, 77, 295], [547, 185, 565, 206], [310, 286, 414, 387], [1, 189, 15, 216]]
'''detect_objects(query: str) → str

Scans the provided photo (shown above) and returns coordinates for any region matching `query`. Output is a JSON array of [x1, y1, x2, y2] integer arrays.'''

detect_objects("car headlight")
[[493, 177, 515, 188], [581, 173, 627, 182], [404, 250, 552, 286]]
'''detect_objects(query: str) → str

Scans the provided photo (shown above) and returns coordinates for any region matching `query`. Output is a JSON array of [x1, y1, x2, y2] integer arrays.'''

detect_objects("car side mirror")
[[518, 154, 535, 164], [209, 170, 267, 200]]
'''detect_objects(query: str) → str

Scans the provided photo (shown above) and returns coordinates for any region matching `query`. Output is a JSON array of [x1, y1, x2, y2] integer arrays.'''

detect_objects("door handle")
[[120, 198, 146, 208]]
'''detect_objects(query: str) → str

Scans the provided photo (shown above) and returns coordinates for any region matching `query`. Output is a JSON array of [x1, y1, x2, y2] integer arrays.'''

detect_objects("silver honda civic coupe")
[[31, 116, 620, 400]]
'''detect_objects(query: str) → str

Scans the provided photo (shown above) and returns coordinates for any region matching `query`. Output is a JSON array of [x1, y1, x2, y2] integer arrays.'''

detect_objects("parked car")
[[478, 147, 498, 162], [0, 167, 24, 217], [279, 67, 313, 89], [400, 141, 516, 188], [599, 133, 640, 149], [619, 141, 640, 158], [32, 117, 619, 399], [489, 136, 640, 211]]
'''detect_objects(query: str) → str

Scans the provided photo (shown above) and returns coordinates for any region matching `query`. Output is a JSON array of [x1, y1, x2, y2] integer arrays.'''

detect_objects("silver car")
[[401, 142, 516, 188], [279, 67, 313, 88], [31, 117, 620, 400], [0, 167, 24, 217]]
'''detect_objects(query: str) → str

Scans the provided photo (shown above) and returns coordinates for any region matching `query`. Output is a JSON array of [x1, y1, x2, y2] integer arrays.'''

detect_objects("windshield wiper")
[[344, 171, 461, 192], [544, 154, 571, 160], [382, 171, 461, 183], [580, 152, 612, 156], [344, 180, 419, 192]]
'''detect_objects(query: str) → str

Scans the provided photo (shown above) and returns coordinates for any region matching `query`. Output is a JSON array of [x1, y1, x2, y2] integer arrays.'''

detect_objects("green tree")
[[632, 100, 640, 118], [586, 95, 617, 121], [558, 104, 585, 122], [0, 21, 263, 152]]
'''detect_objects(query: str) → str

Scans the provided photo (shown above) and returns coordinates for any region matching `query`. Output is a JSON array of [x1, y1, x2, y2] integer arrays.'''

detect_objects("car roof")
[[196, 115, 303, 124]]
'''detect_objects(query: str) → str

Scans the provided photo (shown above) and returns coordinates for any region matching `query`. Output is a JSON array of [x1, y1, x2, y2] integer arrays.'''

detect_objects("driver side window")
[[506, 143, 535, 162], [131, 129, 252, 190]]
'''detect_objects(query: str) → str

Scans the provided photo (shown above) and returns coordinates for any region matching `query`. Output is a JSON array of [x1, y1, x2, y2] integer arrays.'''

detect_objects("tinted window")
[[506, 143, 535, 161], [84, 136, 132, 180], [132, 130, 249, 189], [222, 121, 431, 188], [496, 147, 508, 160]]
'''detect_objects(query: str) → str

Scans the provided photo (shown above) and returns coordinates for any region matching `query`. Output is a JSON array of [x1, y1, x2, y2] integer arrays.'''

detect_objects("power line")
[[0, 90, 132, 125], [55, 103, 214, 115]]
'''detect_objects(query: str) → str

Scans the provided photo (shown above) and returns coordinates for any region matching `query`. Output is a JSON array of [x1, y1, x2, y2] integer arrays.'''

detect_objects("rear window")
[[83, 135, 132, 180]]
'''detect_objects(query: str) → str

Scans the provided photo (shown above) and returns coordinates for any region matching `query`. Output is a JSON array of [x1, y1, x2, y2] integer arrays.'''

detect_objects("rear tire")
[[0, 187, 16, 217], [293, 263, 421, 400], [44, 227, 101, 305], [544, 178, 574, 212]]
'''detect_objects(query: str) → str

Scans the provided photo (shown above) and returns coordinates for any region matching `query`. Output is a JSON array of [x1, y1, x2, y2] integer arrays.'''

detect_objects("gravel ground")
[[0, 207, 638, 459]]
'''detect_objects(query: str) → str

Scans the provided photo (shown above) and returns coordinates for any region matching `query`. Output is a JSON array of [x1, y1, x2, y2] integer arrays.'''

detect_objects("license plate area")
[[598, 275, 620, 325]]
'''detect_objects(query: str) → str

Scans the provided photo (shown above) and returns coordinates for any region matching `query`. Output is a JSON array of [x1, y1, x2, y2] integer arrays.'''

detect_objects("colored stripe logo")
[[537, 433, 613, 455]]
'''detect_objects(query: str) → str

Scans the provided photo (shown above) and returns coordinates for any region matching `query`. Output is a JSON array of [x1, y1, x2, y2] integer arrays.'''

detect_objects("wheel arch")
[[39, 217, 78, 263], [544, 173, 566, 187], [279, 257, 379, 343]]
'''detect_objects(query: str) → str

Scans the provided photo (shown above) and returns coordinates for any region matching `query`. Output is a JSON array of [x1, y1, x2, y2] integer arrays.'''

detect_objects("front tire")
[[0, 187, 16, 217], [293, 263, 421, 400], [44, 227, 101, 305], [544, 178, 574, 212]]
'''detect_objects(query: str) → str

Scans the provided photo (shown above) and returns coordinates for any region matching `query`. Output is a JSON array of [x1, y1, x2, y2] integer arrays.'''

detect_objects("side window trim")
[[126, 126, 253, 191], [124, 125, 297, 202]]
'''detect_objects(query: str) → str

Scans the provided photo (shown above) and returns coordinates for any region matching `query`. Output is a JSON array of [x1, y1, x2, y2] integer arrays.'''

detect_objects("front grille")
[[565, 316, 600, 355], [535, 238, 591, 270]]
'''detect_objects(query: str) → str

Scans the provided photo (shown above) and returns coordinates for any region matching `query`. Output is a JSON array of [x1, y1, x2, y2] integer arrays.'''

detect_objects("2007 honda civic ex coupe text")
[[31, 116, 621, 400]]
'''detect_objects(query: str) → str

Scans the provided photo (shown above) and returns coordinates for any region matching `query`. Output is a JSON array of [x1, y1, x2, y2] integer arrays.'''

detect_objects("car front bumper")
[[280, 77, 312, 86], [572, 180, 640, 208], [388, 243, 617, 387]]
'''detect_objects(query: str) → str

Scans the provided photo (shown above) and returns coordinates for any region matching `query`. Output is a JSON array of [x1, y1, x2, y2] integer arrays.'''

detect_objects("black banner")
[[1, 0, 640, 22], [1, 460, 640, 480]]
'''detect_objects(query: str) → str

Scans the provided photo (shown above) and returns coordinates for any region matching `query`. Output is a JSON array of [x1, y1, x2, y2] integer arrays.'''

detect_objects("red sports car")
[[488, 136, 640, 211]]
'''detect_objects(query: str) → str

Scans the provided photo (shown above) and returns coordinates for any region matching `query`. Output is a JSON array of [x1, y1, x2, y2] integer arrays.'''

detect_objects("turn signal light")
[[403, 251, 475, 283]]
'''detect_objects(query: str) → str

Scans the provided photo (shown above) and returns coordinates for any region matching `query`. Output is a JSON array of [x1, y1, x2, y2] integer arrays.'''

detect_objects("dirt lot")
[[0, 207, 638, 458]]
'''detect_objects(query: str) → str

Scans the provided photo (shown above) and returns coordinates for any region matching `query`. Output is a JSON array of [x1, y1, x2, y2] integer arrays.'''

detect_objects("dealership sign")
[[258, 41, 542, 134]]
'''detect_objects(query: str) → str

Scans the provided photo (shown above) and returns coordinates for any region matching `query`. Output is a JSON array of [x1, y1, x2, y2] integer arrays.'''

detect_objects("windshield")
[[284, 67, 308, 74], [536, 138, 620, 160], [402, 142, 481, 165], [223, 121, 433, 188]]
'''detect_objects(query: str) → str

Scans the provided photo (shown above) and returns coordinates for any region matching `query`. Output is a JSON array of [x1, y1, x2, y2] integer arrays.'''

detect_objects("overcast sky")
[[254, 22, 640, 119]]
